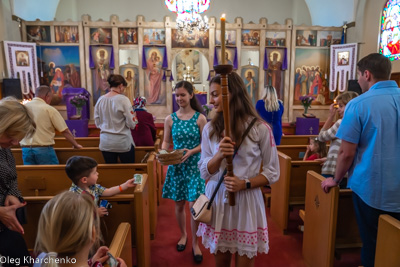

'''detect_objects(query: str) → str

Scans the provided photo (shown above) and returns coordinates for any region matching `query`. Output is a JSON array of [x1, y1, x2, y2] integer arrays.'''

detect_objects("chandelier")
[[165, 0, 210, 32]]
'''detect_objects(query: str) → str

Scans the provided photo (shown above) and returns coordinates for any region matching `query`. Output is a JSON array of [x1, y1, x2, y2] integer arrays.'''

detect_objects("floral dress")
[[162, 112, 205, 202]]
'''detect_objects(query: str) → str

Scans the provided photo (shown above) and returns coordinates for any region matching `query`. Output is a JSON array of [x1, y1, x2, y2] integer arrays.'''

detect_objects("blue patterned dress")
[[162, 112, 205, 202]]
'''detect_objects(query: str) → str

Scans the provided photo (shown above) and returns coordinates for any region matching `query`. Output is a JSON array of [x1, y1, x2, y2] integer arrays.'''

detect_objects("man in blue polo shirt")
[[322, 53, 400, 267]]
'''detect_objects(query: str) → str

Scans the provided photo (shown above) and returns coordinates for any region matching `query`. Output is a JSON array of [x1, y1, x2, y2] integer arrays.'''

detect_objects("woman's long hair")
[[174, 80, 203, 113], [263, 85, 281, 112], [209, 72, 261, 144]]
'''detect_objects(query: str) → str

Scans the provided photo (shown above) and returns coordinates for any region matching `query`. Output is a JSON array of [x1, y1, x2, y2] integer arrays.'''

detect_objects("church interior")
[[0, 0, 399, 266]]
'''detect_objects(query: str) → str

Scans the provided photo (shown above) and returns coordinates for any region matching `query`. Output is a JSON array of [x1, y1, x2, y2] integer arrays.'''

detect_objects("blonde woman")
[[34, 191, 127, 267], [0, 97, 36, 263], [255, 85, 284, 145]]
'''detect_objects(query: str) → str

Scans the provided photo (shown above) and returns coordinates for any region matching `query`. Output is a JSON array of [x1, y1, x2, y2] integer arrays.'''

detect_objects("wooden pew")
[[302, 171, 361, 267], [375, 215, 400, 267], [270, 151, 322, 234], [280, 135, 317, 145], [17, 161, 158, 240], [23, 175, 150, 267], [12, 145, 158, 165], [105, 223, 133, 267], [277, 145, 308, 160]]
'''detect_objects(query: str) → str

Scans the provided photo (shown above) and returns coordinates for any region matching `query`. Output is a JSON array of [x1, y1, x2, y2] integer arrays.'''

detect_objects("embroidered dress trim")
[[197, 223, 269, 258]]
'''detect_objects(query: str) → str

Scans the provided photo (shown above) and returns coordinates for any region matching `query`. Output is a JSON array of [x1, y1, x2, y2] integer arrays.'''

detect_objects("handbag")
[[191, 118, 258, 223]]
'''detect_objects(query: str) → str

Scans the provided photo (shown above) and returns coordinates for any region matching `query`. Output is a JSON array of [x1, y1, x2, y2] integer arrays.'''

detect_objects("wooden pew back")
[[17, 158, 158, 240], [23, 175, 150, 267], [375, 215, 400, 267], [302, 171, 361, 267], [270, 151, 322, 234], [106, 223, 132, 267], [12, 146, 157, 165], [280, 135, 317, 145]]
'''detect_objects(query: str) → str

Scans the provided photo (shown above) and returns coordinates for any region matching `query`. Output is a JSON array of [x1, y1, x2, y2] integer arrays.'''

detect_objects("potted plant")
[[299, 95, 315, 115], [70, 94, 88, 119]]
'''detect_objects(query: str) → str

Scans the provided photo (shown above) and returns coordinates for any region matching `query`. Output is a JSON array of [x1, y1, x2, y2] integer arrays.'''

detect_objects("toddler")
[[66, 156, 136, 217], [303, 137, 327, 161]]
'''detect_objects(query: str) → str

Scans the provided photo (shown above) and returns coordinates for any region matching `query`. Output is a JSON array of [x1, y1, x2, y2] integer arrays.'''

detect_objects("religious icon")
[[119, 28, 138, 44], [91, 46, 112, 104], [90, 28, 112, 44], [241, 66, 258, 105], [143, 29, 165, 45], [296, 30, 318, 46], [216, 30, 236, 46], [54, 26, 79, 43], [293, 48, 330, 105], [171, 29, 209, 48], [26, 26, 51, 42], [337, 51, 350, 65], [175, 50, 201, 83], [15, 51, 29, 67], [242, 30, 260, 46], [266, 31, 286, 47], [120, 66, 139, 104], [216, 47, 235, 67], [318, 31, 341, 47], [144, 46, 166, 105], [266, 50, 284, 99]]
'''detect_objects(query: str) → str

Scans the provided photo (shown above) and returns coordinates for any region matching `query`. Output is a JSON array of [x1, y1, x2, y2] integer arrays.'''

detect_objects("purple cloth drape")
[[170, 72, 174, 81], [213, 47, 219, 66], [89, 45, 114, 69], [207, 71, 211, 81], [162, 71, 166, 82], [233, 47, 238, 69], [264, 47, 287, 70]]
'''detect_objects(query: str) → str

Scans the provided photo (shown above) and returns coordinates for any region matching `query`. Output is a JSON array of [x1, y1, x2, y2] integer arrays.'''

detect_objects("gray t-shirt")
[[94, 94, 137, 152]]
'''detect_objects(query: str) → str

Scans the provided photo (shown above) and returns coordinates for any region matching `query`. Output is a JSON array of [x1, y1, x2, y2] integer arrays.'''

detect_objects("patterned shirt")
[[318, 119, 342, 176], [0, 148, 23, 232], [69, 183, 106, 206]]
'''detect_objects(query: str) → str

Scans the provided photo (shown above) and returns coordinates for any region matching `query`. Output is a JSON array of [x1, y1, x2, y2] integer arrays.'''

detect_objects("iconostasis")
[[20, 15, 342, 123]]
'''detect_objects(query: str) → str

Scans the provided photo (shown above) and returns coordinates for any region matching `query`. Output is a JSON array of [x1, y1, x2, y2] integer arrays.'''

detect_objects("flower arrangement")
[[299, 95, 314, 114], [202, 104, 214, 117], [70, 94, 88, 116]]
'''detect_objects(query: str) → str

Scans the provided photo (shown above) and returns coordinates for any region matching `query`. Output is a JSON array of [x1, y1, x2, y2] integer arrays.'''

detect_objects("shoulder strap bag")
[[191, 118, 258, 223]]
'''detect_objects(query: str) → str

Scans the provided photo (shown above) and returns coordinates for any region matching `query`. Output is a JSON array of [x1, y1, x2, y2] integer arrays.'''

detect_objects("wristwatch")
[[245, 179, 251, 189]]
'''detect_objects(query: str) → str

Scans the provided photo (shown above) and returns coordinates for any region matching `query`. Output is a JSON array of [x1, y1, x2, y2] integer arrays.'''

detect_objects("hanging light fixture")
[[165, 0, 210, 33]]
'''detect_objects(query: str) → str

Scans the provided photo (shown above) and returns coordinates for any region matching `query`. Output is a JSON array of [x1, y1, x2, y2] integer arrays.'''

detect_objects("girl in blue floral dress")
[[162, 81, 207, 263]]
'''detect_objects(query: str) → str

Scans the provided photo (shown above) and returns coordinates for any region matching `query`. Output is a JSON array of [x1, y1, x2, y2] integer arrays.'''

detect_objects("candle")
[[221, 14, 226, 64], [203, 85, 205, 91]]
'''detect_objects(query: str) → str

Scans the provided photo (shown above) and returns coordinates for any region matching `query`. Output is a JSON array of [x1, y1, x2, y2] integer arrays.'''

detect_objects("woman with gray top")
[[94, 74, 138, 163], [317, 91, 358, 185]]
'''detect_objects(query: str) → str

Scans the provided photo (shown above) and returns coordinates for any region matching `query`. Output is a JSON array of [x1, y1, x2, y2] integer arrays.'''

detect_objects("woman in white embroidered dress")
[[197, 72, 279, 267]]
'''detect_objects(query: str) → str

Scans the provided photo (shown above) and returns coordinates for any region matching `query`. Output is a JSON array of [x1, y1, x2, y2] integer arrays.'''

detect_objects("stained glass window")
[[165, 0, 210, 14], [380, 0, 400, 60]]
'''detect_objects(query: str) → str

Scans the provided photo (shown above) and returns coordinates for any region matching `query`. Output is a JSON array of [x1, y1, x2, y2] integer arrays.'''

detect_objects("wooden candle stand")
[[214, 64, 235, 206]]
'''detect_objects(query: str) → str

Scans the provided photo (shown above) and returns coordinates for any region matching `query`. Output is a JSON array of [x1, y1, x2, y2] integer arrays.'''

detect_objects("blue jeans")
[[101, 145, 135, 163], [352, 192, 400, 267], [21, 146, 59, 165]]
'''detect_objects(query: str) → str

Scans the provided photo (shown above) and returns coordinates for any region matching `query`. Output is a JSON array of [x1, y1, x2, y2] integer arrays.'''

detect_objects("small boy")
[[66, 156, 136, 216]]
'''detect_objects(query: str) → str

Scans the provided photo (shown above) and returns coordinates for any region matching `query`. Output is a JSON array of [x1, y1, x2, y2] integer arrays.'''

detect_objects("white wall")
[[305, 0, 357, 26], [55, 0, 312, 25], [0, 1, 21, 78]]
